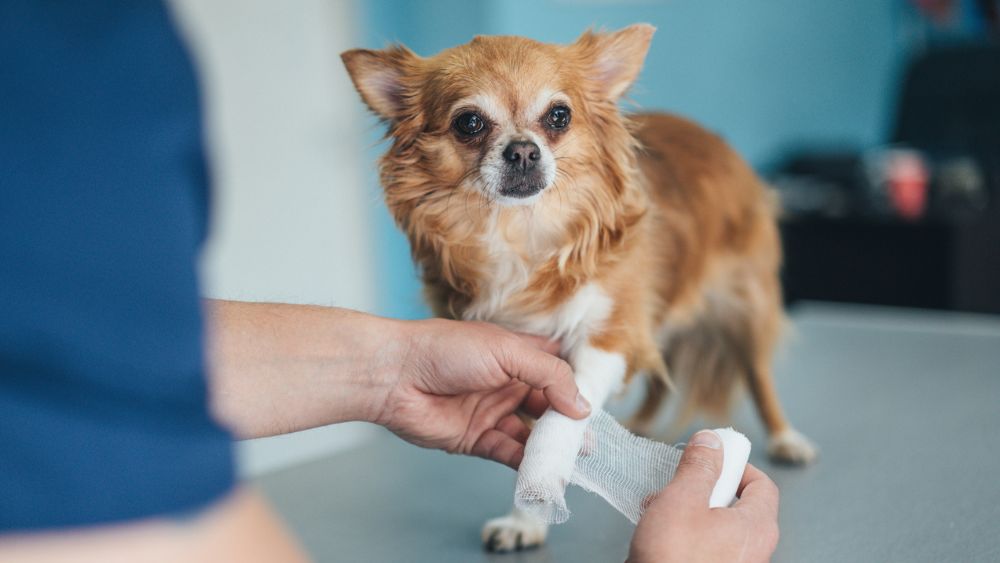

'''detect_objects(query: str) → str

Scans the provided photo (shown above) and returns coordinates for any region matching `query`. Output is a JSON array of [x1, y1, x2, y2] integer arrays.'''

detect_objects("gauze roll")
[[707, 427, 752, 509], [514, 409, 751, 525]]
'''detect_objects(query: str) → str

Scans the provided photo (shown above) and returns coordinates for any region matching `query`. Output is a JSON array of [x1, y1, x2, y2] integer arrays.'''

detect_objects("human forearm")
[[205, 299, 586, 467], [205, 300, 404, 439]]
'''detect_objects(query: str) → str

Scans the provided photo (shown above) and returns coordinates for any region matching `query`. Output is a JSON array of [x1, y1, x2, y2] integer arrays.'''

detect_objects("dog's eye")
[[545, 105, 571, 129], [453, 112, 486, 136]]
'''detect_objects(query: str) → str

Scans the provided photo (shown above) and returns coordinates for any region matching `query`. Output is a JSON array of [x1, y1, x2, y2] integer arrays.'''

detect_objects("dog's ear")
[[341, 46, 419, 121], [574, 24, 655, 100]]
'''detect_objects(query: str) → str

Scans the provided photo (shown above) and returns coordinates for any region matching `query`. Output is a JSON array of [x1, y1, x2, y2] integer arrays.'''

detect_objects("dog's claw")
[[482, 514, 547, 552], [484, 530, 501, 552]]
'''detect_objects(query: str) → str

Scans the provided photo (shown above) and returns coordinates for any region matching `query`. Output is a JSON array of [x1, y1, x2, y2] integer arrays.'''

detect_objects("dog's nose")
[[502, 141, 541, 171]]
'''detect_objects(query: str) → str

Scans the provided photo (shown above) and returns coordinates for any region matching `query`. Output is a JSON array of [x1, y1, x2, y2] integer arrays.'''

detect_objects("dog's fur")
[[343, 24, 815, 552]]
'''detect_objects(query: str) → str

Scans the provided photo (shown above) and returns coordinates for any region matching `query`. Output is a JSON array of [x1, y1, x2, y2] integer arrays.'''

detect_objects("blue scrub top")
[[0, 1, 235, 530]]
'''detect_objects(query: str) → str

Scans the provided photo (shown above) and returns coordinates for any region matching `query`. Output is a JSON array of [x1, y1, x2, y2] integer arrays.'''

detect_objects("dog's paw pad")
[[482, 515, 546, 553], [767, 428, 818, 465]]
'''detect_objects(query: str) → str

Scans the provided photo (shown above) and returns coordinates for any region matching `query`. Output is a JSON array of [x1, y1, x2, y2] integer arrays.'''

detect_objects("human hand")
[[628, 431, 780, 563], [372, 318, 590, 468]]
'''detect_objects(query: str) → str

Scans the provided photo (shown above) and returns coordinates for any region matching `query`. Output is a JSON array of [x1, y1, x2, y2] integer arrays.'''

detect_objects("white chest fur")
[[516, 283, 614, 353], [459, 211, 614, 354], [464, 278, 613, 357], [460, 227, 532, 324]]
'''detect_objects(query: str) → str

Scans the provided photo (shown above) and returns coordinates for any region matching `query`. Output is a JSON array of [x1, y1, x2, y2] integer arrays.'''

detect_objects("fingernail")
[[575, 392, 592, 414], [690, 430, 721, 449]]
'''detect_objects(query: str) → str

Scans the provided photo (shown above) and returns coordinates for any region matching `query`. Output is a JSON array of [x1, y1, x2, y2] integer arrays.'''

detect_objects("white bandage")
[[515, 409, 751, 524]]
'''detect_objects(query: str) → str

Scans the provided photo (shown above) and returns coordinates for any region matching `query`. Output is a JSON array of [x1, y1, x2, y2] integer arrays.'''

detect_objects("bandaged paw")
[[510, 475, 571, 524], [513, 409, 589, 524], [514, 409, 751, 524]]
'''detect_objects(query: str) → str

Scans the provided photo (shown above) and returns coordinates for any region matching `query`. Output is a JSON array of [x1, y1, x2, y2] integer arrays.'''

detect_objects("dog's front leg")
[[482, 344, 625, 552]]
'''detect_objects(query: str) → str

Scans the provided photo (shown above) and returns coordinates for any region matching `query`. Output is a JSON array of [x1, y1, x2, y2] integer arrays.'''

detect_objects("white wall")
[[170, 0, 378, 475]]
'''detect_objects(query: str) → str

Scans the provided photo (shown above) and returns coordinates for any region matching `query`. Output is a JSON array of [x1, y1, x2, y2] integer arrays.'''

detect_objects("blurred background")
[[168, 0, 1000, 474]]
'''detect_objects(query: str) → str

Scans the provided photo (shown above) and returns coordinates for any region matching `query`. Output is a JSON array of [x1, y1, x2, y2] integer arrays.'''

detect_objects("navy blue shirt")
[[0, 1, 235, 530]]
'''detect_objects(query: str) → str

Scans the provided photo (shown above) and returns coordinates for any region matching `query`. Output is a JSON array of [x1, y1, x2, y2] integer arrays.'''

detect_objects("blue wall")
[[355, 0, 910, 319]]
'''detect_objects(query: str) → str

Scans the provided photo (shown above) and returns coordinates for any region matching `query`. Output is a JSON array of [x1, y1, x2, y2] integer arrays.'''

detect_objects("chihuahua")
[[343, 24, 815, 552]]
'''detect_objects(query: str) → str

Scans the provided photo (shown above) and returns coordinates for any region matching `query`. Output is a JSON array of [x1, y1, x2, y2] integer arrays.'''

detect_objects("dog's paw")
[[767, 428, 818, 465], [481, 514, 547, 553]]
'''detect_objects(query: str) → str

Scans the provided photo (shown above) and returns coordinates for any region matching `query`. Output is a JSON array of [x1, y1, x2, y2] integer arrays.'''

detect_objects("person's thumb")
[[664, 430, 724, 508]]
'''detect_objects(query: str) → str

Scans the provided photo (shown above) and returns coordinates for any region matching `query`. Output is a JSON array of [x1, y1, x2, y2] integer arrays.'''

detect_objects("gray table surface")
[[257, 303, 1000, 562]]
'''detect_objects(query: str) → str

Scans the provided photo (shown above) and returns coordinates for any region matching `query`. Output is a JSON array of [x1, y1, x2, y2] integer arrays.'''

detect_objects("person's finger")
[[495, 413, 531, 444], [731, 463, 781, 554], [733, 463, 780, 521], [659, 430, 724, 509], [520, 389, 550, 419], [494, 337, 589, 419], [515, 333, 562, 356], [471, 428, 525, 469], [736, 463, 768, 496]]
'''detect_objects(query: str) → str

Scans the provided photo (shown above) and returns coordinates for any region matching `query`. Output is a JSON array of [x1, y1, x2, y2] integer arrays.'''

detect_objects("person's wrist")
[[359, 316, 413, 426]]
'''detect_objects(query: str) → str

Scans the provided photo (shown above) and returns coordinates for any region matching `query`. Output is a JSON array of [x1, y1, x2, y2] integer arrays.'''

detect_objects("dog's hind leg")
[[742, 272, 818, 464], [748, 363, 817, 465]]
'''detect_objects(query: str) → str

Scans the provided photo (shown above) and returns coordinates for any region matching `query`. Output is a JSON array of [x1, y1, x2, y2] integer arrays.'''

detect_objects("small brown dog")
[[343, 24, 815, 551]]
